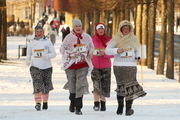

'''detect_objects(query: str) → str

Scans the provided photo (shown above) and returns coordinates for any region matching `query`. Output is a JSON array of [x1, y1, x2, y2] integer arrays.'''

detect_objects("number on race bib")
[[93, 48, 104, 56], [120, 48, 133, 58], [33, 49, 44, 58]]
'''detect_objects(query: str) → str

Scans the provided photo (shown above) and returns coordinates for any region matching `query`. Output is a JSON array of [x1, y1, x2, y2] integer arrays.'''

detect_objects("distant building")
[[6, 0, 54, 28]]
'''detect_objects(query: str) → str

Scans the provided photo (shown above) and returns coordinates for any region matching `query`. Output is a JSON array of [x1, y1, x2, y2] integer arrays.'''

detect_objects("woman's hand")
[[98, 51, 105, 56], [137, 58, 141, 62], [88, 53, 93, 59], [117, 49, 124, 54], [135, 57, 141, 62]]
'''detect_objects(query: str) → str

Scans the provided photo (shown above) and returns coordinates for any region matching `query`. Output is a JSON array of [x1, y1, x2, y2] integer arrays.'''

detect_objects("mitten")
[[26, 60, 31, 66], [43, 54, 49, 59]]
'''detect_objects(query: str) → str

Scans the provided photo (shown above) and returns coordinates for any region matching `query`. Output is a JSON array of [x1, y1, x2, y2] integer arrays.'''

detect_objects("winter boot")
[[116, 96, 124, 115], [69, 93, 76, 113], [75, 107, 82, 115], [35, 103, 41, 111], [100, 101, 106, 111], [125, 100, 134, 116], [42, 102, 48, 110], [69, 100, 75, 112], [93, 101, 100, 111]]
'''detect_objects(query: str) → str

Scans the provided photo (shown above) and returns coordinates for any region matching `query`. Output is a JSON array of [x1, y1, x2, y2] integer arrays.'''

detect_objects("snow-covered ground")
[[0, 34, 180, 120]]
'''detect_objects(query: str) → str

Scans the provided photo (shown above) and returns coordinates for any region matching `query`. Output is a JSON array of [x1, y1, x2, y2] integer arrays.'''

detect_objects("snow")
[[0, 34, 180, 120]]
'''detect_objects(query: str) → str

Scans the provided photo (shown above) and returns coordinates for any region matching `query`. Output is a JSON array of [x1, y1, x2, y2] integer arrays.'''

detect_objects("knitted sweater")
[[105, 43, 140, 66]]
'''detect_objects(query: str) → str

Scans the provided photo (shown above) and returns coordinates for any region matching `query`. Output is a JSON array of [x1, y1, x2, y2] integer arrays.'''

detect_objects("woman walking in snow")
[[91, 23, 114, 111], [26, 26, 56, 111], [105, 20, 146, 116], [60, 19, 94, 115]]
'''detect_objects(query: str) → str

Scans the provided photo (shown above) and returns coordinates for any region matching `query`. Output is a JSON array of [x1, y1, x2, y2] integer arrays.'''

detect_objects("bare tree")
[[157, 0, 167, 74], [135, 1, 143, 43], [112, 9, 118, 36], [166, 0, 174, 79], [124, 1, 131, 21], [83, 12, 90, 33], [99, 10, 108, 26], [53, 0, 138, 36], [147, 0, 158, 69], [0, 0, 7, 60], [141, 0, 150, 66]]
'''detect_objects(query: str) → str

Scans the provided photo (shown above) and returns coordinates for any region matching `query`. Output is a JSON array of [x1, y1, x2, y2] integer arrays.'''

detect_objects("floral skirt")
[[113, 66, 146, 101], [91, 68, 111, 97], [30, 66, 54, 94]]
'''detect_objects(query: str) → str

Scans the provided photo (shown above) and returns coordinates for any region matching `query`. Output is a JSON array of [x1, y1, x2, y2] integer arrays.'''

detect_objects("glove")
[[43, 54, 49, 59], [26, 60, 31, 66]]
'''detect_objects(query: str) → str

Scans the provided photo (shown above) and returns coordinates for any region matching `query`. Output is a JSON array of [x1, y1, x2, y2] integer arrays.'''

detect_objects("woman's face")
[[121, 26, 130, 35], [97, 28, 105, 35], [73, 25, 82, 33], [35, 29, 44, 38]]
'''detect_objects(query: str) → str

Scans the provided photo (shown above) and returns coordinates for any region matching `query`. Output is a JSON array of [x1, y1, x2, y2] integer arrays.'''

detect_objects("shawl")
[[108, 20, 140, 49]]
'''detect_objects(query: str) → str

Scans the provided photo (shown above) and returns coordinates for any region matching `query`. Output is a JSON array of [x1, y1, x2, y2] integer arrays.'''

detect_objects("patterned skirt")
[[113, 66, 146, 101], [91, 68, 111, 97], [30, 66, 54, 94], [64, 67, 89, 98]]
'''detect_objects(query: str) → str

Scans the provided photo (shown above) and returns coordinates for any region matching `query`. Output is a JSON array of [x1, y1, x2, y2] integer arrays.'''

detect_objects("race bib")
[[73, 44, 86, 53], [33, 49, 44, 58], [120, 48, 133, 58]]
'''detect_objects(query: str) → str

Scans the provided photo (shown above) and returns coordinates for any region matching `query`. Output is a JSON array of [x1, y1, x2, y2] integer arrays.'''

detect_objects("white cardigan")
[[105, 43, 140, 66], [26, 37, 56, 69], [60, 32, 94, 75]]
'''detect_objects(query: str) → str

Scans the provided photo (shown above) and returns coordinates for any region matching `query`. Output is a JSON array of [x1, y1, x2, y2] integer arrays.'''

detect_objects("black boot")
[[42, 102, 48, 110], [125, 100, 134, 116], [100, 101, 106, 111], [75, 96, 83, 115], [116, 96, 124, 115], [69, 93, 76, 113], [35, 103, 41, 111], [75, 107, 82, 115], [69, 100, 75, 112], [93, 101, 100, 111]]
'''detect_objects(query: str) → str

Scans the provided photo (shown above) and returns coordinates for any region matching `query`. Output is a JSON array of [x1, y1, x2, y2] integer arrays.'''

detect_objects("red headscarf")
[[95, 23, 108, 47]]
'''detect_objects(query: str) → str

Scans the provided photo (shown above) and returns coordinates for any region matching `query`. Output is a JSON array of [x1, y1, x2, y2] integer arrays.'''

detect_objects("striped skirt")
[[30, 66, 54, 94], [113, 66, 146, 101]]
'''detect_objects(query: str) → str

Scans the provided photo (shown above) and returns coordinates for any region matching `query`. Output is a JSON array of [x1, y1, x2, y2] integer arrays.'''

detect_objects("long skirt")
[[30, 66, 54, 94], [91, 68, 111, 97], [113, 66, 146, 101], [50, 34, 56, 45], [64, 67, 89, 98]]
